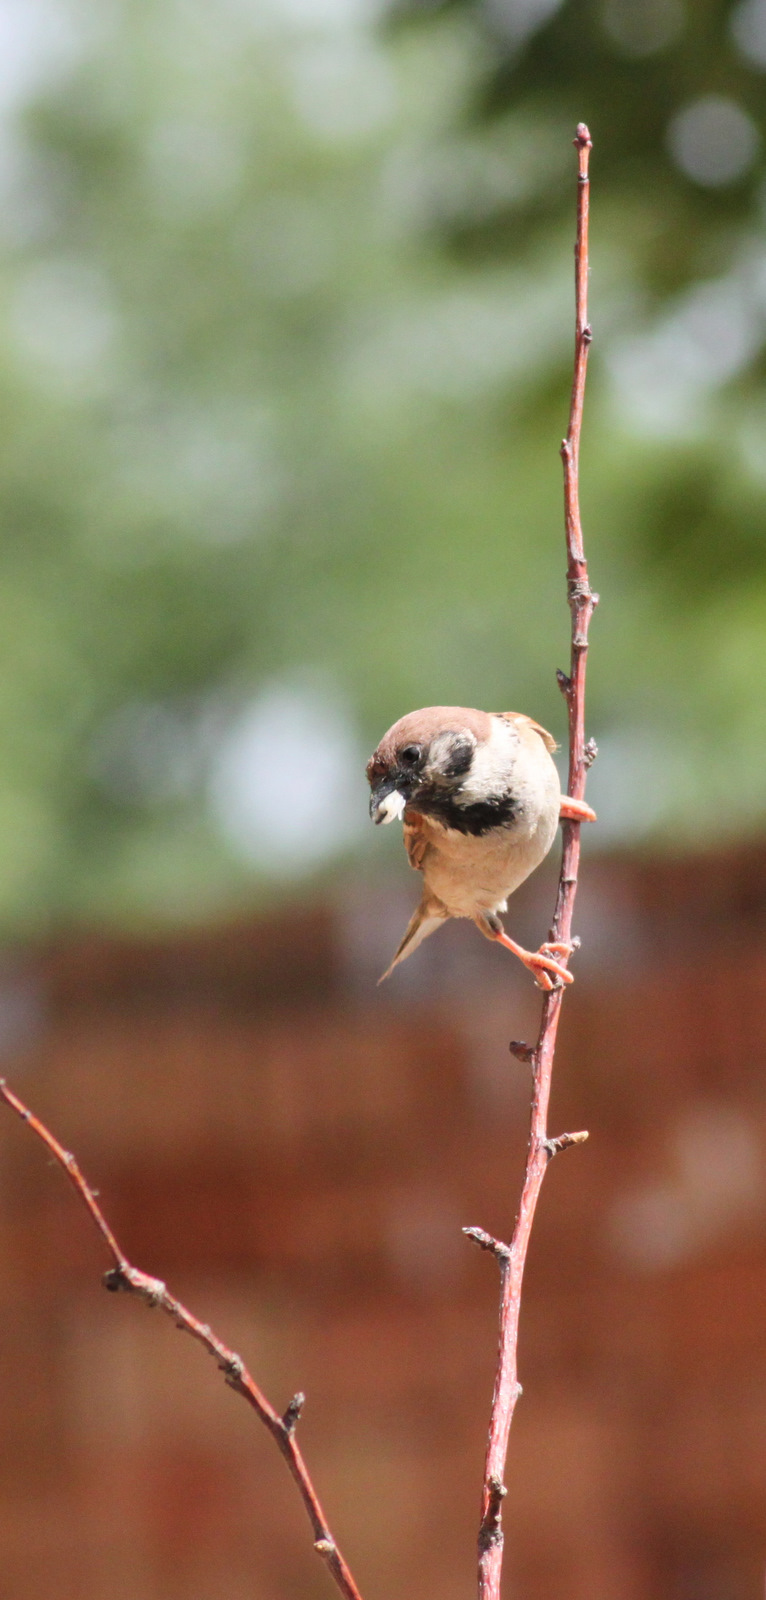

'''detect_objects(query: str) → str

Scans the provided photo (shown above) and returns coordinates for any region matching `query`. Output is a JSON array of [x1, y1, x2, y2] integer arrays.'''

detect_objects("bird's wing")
[[494, 711, 558, 753], [402, 809, 434, 872]]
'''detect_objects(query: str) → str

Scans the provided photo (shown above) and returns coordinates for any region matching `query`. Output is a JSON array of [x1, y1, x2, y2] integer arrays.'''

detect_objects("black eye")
[[399, 744, 422, 767]]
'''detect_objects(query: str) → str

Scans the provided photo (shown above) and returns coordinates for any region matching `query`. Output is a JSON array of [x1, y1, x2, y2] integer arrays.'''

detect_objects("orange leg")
[[559, 796, 596, 823], [490, 927, 575, 991]]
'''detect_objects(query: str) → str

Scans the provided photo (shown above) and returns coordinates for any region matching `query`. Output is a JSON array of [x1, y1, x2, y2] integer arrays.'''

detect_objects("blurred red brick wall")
[[2, 850, 766, 1600]]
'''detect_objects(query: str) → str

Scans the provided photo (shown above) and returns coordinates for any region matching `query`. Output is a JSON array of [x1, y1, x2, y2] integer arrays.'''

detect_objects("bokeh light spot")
[[482, 0, 564, 48], [8, 256, 118, 393], [730, 0, 766, 69], [602, 0, 684, 58], [209, 683, 364, 874], [667, 95, 760, 187]]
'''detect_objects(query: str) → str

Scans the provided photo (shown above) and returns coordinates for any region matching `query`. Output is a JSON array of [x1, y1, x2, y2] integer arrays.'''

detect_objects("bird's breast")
[[420, 802, 558, 918]]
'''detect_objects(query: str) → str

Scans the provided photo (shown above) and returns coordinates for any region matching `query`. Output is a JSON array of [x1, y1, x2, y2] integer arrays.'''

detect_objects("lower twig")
[[0, 1077, 364, 1600]]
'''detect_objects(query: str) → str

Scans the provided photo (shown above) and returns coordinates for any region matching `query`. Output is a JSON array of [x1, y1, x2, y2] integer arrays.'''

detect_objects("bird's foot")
[[524, 941, 575, 991], [559, 796, 596, 824], [492, 929, 575, 991]]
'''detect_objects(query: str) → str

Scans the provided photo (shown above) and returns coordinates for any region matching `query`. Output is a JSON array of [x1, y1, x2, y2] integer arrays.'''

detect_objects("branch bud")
[[544, 1130, 589, 1158], [509, 1040, 536, 1064], [283, 1392, 306, 1435]]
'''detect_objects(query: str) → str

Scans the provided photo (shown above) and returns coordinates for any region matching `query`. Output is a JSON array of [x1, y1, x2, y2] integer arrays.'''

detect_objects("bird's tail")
[[379, 900, 445, 984]]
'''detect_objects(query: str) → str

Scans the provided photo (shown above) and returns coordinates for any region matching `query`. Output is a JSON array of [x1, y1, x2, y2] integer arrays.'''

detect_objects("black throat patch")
[[415, 787, 518, 837]]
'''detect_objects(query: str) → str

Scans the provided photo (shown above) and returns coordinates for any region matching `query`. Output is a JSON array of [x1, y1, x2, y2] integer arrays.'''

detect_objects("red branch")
[[0, 1077, 365, 1600], [467, 125, 597, 1600]]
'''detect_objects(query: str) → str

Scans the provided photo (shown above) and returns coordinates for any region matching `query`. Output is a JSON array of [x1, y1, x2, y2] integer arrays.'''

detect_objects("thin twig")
[[470, 124, 597, 1600], [0, 1077, 365, 1600]]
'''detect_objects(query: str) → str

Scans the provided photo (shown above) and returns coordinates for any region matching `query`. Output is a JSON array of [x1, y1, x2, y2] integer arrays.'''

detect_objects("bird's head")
[[366, 706, 494, 824]]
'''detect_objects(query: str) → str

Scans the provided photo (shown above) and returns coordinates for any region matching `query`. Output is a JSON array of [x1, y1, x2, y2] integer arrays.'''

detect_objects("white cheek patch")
[[378, 789, 406, 824], [457, 719, 517, 803]]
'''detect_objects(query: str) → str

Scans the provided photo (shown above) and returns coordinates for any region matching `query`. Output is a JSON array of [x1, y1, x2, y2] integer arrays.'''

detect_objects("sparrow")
[[367, 706, 595, 990]]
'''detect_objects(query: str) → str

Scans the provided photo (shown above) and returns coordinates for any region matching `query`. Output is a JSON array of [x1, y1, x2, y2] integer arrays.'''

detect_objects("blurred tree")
[[386, 0, 766, 838], [0, 0, 761, 930]]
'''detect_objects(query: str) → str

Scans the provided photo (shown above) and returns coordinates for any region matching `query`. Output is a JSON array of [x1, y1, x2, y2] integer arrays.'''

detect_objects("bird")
[[367, 706, 595, 990]]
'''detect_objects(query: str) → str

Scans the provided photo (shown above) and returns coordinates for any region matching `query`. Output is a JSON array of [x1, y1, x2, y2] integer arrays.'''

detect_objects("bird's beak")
[[369, 778, 406, 825]]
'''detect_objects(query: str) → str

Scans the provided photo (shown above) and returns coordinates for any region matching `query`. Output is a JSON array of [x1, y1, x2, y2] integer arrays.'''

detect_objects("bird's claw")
[[484, 925, 576, 990], [526, 942, 575, 991], [559, 796, 596, 824]]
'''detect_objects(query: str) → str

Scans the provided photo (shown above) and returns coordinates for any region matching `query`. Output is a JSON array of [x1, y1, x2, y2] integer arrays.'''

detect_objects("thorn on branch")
[[509, 1039, 536, 1064], [463, 1226, 511, 1261], [222, 1353, 245, 1388], [479, 1475, 508, 1550], [567, 578, 593, 603], [282, 1392, 306, 1435], [543, 1130, 589, 1159], [103, 1265, 128, 1293], [584, 738, 598, 767], [107, 1264, 166, 1304]]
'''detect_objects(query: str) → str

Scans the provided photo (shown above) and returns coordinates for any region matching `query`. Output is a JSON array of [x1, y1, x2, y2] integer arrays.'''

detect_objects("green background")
[[0, 0, 763, 930]]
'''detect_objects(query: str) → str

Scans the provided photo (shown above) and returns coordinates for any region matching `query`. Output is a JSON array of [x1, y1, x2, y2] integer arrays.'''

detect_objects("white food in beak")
[[378, 789, 405, 823]]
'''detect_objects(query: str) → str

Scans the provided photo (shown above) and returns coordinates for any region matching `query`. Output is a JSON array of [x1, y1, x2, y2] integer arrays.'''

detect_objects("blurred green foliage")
[[0, 0, 764, 931]]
